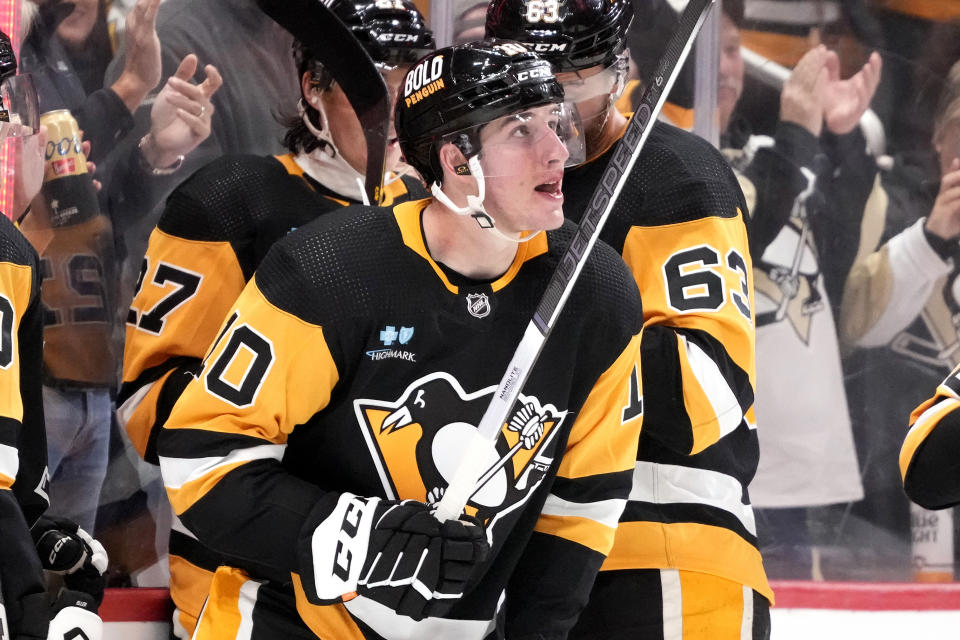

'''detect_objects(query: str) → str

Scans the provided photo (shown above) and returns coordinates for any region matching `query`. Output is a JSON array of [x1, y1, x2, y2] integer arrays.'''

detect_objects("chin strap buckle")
[[471, 211, 495, 228]]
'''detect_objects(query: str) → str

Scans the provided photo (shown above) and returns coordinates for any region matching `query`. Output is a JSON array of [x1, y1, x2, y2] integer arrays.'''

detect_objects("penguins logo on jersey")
[[353, 372, 566, 526], [754, 216, 824, 343]]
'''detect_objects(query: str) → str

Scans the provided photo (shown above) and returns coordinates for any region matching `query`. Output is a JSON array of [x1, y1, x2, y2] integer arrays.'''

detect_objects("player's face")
[[554, 63, 620, 144], [320, 65, 409, 176], [718, 14, 744, 132], [477, 104, 569, 234]]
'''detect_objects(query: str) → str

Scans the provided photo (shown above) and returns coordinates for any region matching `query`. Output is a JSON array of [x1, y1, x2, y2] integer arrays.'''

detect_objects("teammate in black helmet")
[[157, 41, 649, 639], [284, 0, 435, 194], [488, 1, 773, 638], [120, 2, 433, 637]]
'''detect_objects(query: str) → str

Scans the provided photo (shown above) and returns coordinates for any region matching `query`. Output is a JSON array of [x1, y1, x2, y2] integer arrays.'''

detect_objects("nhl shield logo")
[[466, 293, 490, 318]]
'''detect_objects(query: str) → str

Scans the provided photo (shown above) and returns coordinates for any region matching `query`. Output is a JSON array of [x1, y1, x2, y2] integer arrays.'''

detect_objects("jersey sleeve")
[[120, 205, 248, 462], [0, 260, 37, 490], [0, 250, 49, 524], [158, 266, 339, 579], [505, 330, 644, 638], [624, 209, 755, 455], [901, 364, 960, 509], [840, 216, 950, 348]]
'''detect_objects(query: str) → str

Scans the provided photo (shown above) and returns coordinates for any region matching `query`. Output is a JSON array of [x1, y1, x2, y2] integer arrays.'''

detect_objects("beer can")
[[39, 109, 99, 227], [911, 502, 955, 582]]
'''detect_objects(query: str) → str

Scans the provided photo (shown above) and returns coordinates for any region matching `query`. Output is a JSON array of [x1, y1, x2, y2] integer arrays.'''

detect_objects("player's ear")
[[300, 71, 321, 106], [436, 142, 470, 181]]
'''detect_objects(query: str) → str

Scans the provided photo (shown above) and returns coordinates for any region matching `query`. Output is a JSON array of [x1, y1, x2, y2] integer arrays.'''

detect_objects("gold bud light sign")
[[39, 109, 99, 227]]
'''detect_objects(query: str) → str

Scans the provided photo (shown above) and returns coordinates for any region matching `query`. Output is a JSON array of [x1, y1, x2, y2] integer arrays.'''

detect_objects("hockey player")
[[0, 30, 105, 640], [118, 1, 433, 636], [487, 1, 772, 636], [157, 41, 646, 639]]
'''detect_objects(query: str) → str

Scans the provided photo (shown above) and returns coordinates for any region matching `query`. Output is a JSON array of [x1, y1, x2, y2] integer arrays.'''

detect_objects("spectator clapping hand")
[[140, 54, 223, 171], [926, 158, 960, 240], [779, 45, 831, 137], [111, 0, 162, 114], [823, 51, 883, 136]]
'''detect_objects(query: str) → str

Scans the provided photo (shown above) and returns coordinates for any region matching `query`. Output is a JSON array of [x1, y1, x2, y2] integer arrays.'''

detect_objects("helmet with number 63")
[[485, 0, 634, 73]]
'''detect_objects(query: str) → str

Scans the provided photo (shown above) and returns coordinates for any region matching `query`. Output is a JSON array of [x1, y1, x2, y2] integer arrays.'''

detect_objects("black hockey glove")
[[31, 515, 108, 607], [299, 494, 489, 621]]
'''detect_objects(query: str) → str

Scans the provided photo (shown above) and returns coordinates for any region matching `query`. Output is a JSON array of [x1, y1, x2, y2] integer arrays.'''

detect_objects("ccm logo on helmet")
[[524, 42, 569, 53], [404, 55, 445, 106], [517, 66, 551, 81], [377, 33, 420, 43]]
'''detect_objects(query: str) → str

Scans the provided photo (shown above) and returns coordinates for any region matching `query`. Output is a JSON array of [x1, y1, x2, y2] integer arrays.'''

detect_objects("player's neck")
[[587, 107, 629, 159], [421, 200, 518, 280]]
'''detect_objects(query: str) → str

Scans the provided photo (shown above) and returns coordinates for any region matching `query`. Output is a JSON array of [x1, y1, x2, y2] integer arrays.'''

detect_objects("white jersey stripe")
[[541, 494, 626, 528], [0, 443, 19, 482], [681, 336, 744, 439], [630, 461, 757, 536], [160, 443, 287, 490], [117, 380, 156, 429], [237, 579, 262, 640], [660, 569, 683, 640], [906, 398, 960, 443], [741, 584, 754, 640]]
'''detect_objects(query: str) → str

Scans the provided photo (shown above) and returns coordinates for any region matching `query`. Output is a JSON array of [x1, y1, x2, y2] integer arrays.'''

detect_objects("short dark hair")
[[282, 41, 335, 156], [723, 0, 744, 27]]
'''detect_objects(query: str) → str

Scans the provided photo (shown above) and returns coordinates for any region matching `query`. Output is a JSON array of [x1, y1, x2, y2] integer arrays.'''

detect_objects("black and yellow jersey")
[[563, 120, 772, 603], [120, 153, 426, 460], [901, 363, 960, 509], [0, 213, 49, 639], [158, 200, 647, 639], [118, 152, 426, 636], [0, 213, 48, 522]]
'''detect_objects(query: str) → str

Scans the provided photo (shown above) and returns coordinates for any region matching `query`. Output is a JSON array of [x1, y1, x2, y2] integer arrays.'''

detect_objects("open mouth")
[[535, 181, 563, 198]]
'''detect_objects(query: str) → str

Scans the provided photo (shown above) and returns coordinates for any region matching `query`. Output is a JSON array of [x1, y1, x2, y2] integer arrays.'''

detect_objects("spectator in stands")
[[17, 0, 221, 536], [101, 0, 295, 337], [838, 57, 960, 579], [719, 1, 883, 578]]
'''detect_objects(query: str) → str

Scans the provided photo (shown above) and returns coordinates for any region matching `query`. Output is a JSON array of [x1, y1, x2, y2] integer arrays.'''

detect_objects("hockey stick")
[[255, 0, 389, 206], [436, 0, 717, 521]]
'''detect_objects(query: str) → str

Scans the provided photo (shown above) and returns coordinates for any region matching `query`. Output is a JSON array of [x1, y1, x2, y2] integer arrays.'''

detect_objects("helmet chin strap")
[[298, 98, 371, 205], [430, 155, 543, 244]]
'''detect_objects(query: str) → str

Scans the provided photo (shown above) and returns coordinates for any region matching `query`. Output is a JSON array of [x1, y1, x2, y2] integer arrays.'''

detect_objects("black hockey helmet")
[[0, 29, 39, 138], [295, 0, 435, 78], [0, 29, 15, 81], [485, 0, 634, 73], [395, 40, 566, 186]]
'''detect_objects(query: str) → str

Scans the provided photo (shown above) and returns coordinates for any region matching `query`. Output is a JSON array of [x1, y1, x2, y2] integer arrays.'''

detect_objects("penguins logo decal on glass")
[[353, 372, 567, 528]]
